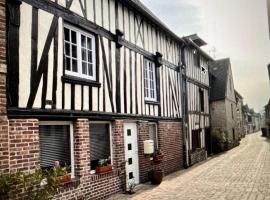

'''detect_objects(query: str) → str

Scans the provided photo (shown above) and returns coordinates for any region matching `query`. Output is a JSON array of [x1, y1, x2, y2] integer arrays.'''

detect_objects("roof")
[[183, 34, 207, 47], [235, 90, 243, 99], [124, 0, 185, 44], [209, 58, 231, 101]]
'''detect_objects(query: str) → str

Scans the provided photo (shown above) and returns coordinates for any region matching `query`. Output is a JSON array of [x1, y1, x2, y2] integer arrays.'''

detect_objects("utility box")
[[143, 140, 154, 154]]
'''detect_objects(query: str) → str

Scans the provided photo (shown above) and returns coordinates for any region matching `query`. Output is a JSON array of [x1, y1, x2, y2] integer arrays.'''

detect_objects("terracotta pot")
[[96, 165, 113, 174], [55, 175, 72, 184], [149, 170, 163, 185]]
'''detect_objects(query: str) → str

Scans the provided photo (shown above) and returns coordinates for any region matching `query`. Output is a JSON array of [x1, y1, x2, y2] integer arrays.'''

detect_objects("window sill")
[[90, 170, 118, 181], [62, 75, 101, 87], [145, 100, 160, 105]]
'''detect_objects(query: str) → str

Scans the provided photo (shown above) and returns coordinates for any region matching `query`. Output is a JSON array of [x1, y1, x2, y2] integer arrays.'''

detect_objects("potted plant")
[[53, 161, 72, 184], [96, 157, 113, 174], [153, 149, 164, 163], [148, 169, 164, 185]]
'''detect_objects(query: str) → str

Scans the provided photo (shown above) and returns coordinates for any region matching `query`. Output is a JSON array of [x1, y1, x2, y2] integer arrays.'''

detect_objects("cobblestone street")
[[109, 132, 270, 200]]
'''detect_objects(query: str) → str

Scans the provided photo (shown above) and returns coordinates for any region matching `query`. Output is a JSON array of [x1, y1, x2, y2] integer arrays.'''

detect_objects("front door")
[[124, 123, 140, 187]]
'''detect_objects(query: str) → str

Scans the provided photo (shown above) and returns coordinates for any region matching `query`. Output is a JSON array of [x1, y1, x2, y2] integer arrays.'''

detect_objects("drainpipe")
[[180, 42, 190, 168]]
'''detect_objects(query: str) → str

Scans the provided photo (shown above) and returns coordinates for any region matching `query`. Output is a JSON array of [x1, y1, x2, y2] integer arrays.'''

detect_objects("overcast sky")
[[141, 0, 270, 112]]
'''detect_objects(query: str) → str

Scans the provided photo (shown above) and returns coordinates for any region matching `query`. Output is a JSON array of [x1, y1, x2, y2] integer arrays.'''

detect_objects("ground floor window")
[[39, 122, 74, 177], [192, 130, 201, 150], [89, 122, 112, 172], [149, 123, 158, 150]]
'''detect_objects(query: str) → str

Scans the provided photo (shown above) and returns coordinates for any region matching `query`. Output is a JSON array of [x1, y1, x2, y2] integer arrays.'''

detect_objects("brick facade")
[[0, 0, 7, 174], [138, 121, 184, 183], [2, 118, 184, 199]]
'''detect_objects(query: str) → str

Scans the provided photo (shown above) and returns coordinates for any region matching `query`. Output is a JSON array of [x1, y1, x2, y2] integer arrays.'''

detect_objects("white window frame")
[[144, 59, 157, 101], [64, 24, 96, 81], [39, 121, 75, 179], [149, 123, 158, 149], [89, 121, 113, 174]]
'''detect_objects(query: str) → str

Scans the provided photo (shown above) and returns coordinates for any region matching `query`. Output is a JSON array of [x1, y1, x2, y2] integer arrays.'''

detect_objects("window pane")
[[71, 30, 76, 44], [72, 45, 77, 58], [65, 43, 70, 56], [66, 57, 71, 71], [64, 28, 70, 41], [82, 62, 87, 75], [88, 50, 92, 63], [39, 125, 71, 169], [81, 35, 86, 47], [88, 64, 93, 76], [90, 124, 111, 170], [72, 59, 78, 72], [82, 48, 86, 61], [87, 37, 92, 50]]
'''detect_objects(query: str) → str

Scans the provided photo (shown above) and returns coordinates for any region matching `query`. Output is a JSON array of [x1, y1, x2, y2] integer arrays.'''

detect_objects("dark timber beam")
[[7, 1, 22, 107]]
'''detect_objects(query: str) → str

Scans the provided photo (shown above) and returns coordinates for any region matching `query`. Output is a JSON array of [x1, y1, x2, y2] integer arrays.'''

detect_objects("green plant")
[[98, 157, 111, 167], [0, 166, 69, 200]]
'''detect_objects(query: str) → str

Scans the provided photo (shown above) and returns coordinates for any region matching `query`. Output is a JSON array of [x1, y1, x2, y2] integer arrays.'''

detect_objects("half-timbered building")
[[4, 0, 185, 199], [182, 34, 213, 165]]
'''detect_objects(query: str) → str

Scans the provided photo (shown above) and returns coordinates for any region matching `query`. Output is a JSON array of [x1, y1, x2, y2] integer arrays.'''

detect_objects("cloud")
[[141, 0, 270, 112]]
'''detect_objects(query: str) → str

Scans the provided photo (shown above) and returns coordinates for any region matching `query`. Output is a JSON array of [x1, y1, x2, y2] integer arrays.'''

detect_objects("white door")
[[124, 123, 140, 186]]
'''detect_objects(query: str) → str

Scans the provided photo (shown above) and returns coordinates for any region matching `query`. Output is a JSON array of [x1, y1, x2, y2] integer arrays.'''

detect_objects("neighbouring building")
[[265, 99, 270, 137], [235, 90, 245, 139], [4, 0, 187, 199], [182, 34, 213, 165], [242, 105, 261, 134], [209, 58, 239, 149]]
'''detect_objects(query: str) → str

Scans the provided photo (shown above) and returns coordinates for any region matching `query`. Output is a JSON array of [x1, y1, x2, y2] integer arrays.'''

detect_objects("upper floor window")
[[144, 59, 157, 101], [64, 24, 96, 80], [193, 50, 200, 67], [231, 104, 234, 119], [199, 89, 204, 112]]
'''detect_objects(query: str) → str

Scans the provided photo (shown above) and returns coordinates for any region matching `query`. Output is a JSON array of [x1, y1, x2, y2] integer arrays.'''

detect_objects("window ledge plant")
[[95, 157, 112, 174]]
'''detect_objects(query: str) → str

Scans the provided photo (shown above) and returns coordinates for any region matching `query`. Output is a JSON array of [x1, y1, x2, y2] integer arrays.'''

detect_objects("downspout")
[[180, 42, 190, 168]]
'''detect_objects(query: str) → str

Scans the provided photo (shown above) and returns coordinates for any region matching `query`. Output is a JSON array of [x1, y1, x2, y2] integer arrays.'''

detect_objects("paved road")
[[108, 132, 270, 200]]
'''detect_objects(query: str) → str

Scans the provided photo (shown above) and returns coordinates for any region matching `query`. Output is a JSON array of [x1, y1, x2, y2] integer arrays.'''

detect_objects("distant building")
[[242, 105, 261, 134], [209, 58, 239, 149], [235, 90, 245, 138], [264, 99, 270, 137]]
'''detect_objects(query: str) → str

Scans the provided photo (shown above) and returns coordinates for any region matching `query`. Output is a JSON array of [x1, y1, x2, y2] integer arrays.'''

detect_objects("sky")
[[141, 0, 270, 112]]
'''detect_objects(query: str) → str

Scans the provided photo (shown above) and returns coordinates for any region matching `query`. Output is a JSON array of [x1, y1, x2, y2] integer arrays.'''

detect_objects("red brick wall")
[[158, 122, 183, 174], [8, 119, 40, 173], [0, 0, 6, 63], [0, 0, 7, 173], [138, 121, 184, 183], [55, 119, 124, 200]]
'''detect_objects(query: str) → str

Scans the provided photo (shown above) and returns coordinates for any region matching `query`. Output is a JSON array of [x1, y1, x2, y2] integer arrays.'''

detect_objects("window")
[[144, 59, 157, 101], [199, 89, 204, 112], [89, 122, 112, 171], [192, 130, 201, 150], [64, 24, 96, 80], [231, 104, 234, 119], [193, 50, 200, 67], [149, 123, 158, 150], [39, 122, 74, 178]]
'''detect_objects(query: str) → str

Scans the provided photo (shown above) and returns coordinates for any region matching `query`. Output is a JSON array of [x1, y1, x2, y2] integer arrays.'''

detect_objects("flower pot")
[[55, 175, 72, 184], [153, 154, 164, 163], [149, 170, 163, 185], [96, 165, 113, 174]]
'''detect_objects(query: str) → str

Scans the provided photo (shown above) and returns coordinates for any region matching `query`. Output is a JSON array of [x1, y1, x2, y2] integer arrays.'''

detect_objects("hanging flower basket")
[[153, 154, 164, 163]]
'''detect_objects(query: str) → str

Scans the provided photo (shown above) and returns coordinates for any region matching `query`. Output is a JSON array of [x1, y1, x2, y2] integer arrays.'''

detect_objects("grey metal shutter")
[[39, 125, 71, 168], [90, 124, 110, 161]]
